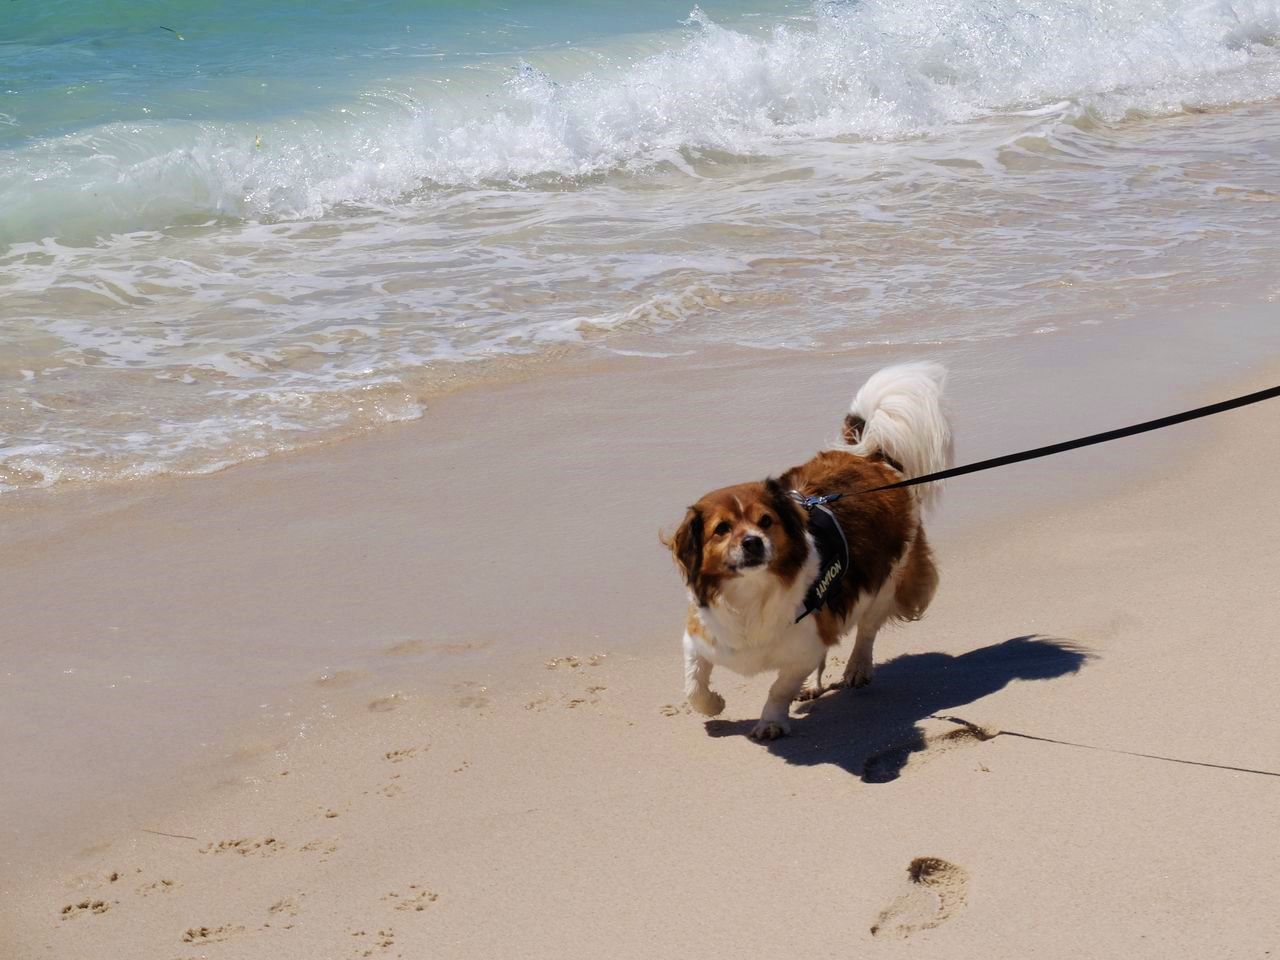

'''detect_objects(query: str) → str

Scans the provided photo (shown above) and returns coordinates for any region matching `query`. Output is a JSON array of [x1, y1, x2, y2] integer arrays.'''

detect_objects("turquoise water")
[[3, 0, 1280, 491], [2, 0, 793, 146], [2, 0, 795, 241]]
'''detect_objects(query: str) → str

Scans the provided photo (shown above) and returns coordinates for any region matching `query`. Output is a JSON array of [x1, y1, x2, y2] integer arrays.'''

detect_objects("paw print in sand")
[[60, 899, 111, 919], [383, 885, 439, 912]]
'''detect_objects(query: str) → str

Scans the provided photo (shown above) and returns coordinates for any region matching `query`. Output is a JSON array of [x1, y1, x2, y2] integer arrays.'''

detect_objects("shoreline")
[[5, 341, 1278, 957]]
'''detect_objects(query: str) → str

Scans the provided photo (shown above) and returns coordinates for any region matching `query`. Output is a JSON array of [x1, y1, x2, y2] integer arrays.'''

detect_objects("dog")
[[663, 362, 953, 740]]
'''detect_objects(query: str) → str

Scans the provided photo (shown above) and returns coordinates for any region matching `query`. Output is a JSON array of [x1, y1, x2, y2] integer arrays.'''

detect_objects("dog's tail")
[[836, 362, 953, 511]]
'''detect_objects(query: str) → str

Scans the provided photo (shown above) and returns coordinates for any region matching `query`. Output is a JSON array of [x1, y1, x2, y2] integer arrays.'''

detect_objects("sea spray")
[[2, 0, 1279, 245]]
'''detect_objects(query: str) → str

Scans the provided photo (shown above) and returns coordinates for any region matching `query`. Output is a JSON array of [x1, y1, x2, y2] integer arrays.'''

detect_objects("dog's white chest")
[[689, 554, 823, 677], [694, 619, 822, 677]]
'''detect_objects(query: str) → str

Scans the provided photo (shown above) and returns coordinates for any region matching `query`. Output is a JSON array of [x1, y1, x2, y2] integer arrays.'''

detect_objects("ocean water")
[[3, 0, 1280, 490]]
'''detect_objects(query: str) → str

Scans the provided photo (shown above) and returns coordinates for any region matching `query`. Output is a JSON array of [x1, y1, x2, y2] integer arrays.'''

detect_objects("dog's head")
[[664, 477, 809, 607]]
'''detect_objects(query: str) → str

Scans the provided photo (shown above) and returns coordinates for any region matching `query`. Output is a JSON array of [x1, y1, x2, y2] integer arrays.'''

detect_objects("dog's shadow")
[[705, 635, 1089, 782]]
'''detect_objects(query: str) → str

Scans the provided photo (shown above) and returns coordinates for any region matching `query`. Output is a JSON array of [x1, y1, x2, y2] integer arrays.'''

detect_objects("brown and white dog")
[[664, 363, 953, 740]]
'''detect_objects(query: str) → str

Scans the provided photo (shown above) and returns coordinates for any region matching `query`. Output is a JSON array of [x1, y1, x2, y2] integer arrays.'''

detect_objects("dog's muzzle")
[[737, 535, 767, 569]]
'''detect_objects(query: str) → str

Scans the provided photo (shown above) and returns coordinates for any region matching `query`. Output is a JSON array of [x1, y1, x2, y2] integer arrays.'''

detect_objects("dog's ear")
[[765, 477, 809, 574], [765, 477, 806, 543], [666, 506, 704, 591]]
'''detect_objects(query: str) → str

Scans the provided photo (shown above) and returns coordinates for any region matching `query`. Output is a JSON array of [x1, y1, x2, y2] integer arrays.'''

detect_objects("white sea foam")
[[2, 0, 1279, 244]]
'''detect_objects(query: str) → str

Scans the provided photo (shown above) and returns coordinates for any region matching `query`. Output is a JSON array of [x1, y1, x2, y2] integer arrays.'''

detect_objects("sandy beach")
[[3, 318, 1279, 958]]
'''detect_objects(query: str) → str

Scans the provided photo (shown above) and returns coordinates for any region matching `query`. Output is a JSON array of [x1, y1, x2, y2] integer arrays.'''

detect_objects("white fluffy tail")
[[837, 362, 953, 511]]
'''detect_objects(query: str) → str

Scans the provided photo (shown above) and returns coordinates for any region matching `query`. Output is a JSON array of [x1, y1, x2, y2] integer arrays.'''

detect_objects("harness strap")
[[789, 490, 843, 509], [791, 492, 851, 623]]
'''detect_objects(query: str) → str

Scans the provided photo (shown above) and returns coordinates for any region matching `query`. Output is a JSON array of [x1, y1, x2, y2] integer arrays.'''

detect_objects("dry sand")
[[2, 335, 1279, 959]]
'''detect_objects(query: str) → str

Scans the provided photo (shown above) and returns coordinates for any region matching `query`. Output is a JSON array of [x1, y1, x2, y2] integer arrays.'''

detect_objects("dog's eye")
[[713, 521, 732, 537], [759, 514, 773, 529]]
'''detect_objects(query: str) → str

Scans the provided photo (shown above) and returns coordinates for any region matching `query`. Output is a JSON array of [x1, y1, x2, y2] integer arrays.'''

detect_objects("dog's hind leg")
[[750, 663, 813, 740], [895, 524, 938, 621], [837, 566, 907, 690], [836, 624, 878, 689], [850, 625, 878, 688], [838, 596, 894, 689]]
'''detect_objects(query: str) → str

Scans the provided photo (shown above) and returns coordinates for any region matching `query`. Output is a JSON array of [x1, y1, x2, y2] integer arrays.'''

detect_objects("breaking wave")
[[3, 0, 1280, 245]]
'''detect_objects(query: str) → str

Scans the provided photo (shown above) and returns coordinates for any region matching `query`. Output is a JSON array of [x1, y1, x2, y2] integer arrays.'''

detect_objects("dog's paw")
[[795, 684, 825, 702], [688, 690, 726, 717], [837, 659, 874, 689], [749, 718, 791, 741]]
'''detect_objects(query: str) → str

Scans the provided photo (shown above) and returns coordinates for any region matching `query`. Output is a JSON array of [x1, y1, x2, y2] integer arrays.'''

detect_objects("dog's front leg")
[[796, 652, 827, 701], [750, 664, 812, 740], [683, 631, 724, 716]]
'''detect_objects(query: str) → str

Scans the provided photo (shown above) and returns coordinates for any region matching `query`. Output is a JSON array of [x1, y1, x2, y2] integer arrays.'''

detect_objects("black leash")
[[785, 382, 1278, 621], [931, 715, 1280, 778], [866, 382, 1280, 496]]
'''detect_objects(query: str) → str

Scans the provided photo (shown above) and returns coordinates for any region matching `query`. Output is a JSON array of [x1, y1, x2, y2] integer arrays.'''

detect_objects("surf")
[[3, 0, 1280, 246]]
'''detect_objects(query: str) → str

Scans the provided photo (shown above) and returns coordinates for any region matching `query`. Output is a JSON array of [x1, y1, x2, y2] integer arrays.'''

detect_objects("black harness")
[[789, 491, 850, 623]]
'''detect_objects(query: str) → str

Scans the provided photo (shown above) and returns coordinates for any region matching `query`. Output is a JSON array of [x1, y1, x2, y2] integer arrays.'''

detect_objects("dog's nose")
[[741, 535, 764, 558]]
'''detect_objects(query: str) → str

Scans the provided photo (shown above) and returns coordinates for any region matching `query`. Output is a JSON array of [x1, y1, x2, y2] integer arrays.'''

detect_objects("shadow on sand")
[[705, 635, 1090, 782]]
